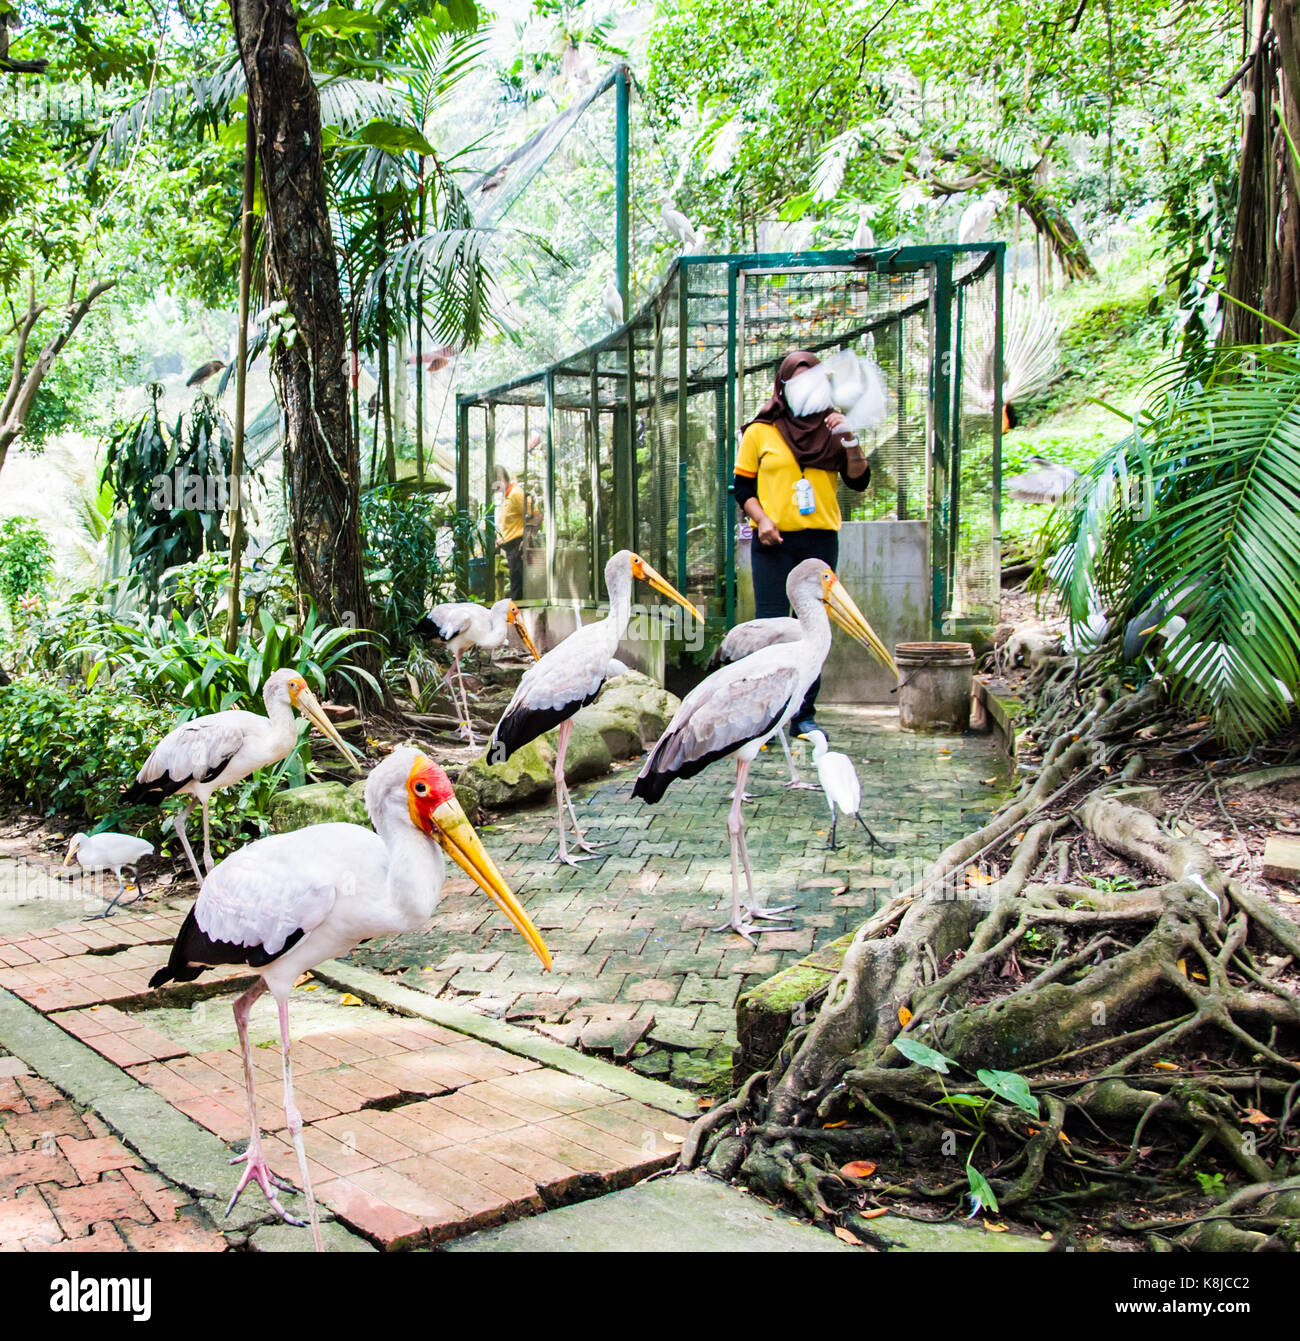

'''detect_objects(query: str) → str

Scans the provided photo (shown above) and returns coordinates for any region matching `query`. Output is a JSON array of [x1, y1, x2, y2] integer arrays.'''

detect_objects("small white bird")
[[958, 191, 1007, 245], [64, 832, 155, 920], [820, 349, 888, 436], [415, 598, 541, 747], [126, 668, 358, 886], [659, 197, 701, 250], [687, 223, 711, 255], [852, 207, 875, 249], [797, 730, 890, 852], [149, 748, 551, 1249], [603, 272, 624, 326]]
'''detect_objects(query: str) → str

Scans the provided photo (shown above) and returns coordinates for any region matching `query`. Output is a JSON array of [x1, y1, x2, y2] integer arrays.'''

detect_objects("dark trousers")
[[503, 538, 524, 600], [751, 527, 838, 722]]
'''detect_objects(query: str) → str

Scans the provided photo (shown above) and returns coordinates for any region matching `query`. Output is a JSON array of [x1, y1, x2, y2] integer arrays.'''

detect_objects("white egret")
[[64, 832, 155, 920], [797, 729, 890, 851]]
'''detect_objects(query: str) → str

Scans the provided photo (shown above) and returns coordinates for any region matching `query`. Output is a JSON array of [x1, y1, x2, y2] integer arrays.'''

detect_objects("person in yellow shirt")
[[493, 445, 543, 599], [734, 349, 871, 738]]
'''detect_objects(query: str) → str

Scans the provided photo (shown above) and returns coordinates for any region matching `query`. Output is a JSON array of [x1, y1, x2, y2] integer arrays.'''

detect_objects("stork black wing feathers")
[[148, 905, 306, 988], [123, 750, 236, 806], [633, 701, 790, 805], [491, 688, 600, 762]]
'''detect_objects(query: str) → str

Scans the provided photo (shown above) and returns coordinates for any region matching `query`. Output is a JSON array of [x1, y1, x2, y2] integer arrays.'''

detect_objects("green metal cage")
[[456, 243, 1003, 639]]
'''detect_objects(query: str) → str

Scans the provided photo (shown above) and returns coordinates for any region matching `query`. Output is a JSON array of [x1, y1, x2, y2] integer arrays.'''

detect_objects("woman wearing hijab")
[[733, 350, 871, 738]]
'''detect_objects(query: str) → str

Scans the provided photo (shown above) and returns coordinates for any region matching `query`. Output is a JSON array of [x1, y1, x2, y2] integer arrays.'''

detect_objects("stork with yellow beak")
[[148, 748, 550, 1251], [489, 550, 701, 864], [415, 598, 541, 747], [634, 560, 897, 941], [125, 668, 359, 885]]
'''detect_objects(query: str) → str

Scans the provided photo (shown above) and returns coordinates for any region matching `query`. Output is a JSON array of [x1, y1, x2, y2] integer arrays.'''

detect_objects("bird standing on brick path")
[[708, 616, 815, 789], [634, 560, 897, 941], [490, 550, 700, 865], [148, 748, 551, 1251], [64, 832, 154, 920], [797, 729, 891, 852], [125, 669, 358, 886], [415, 598, 541, 747]]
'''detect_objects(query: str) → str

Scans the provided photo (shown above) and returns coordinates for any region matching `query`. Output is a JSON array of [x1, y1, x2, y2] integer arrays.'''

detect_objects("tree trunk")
[[228, 0, 371, 634], [1225, 0, 1300, 342]]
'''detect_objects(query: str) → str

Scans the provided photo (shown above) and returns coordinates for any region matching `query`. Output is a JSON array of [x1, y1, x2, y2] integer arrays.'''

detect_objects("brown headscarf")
[[744, 350, 843, 471]]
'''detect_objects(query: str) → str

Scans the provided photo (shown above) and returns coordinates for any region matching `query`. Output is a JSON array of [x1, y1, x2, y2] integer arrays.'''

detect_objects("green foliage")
[[0, 517, 54, 620], [1046, 342, 1300, 746], [71, 605, 385, 718], [102, 387, 239, 612], [360, 485, 455, 633]]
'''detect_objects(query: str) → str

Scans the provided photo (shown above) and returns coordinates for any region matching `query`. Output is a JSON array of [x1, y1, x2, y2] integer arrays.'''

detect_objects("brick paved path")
[[0, 910, 689, 1251], [0, 1047, 226, 1252], [354, 707, 1006, 1087]]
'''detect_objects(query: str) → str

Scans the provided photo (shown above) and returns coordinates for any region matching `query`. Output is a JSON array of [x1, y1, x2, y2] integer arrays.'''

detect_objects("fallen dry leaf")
[[339, 993, 363, 1007], [1279, 892, 1300, 905], [965, 868, 996, 886], [662, 1132, 684, 1144], [1152, 1061, 1179, 1071], [839, 1160, 877, 1179], [1176, 958, 1188, 976], [833, 1225, 864, 1246], [983, 1220, 1008, 1233], [697, 1097, 715, 1111], [294, 971, 314, 987], [1242, 1108, 1275, 1125], [861, 1207, 889, 1219], [897, 1006, 913, 1027], [823, 1120, 848, 1129]]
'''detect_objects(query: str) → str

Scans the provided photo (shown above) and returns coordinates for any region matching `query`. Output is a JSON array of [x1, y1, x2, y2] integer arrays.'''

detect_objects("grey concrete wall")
[[734, 521, 930, 705]]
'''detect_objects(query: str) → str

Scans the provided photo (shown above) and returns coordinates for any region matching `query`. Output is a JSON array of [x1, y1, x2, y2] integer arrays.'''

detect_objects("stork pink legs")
[[553, 719, 606, 865], [717, 758, 796, 943], [226, 980, 323, 1252]]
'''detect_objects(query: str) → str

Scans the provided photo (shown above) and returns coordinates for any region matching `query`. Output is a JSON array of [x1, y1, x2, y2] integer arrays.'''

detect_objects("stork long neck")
[[792, 590, 833, 665], [264, 692, 298, 748], [602, 568, 634, 649], [375, 812, 446, 924]]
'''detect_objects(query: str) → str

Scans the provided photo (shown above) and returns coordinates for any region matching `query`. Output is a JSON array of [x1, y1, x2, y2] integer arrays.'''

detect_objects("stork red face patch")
[[407, 755, 456, 814]]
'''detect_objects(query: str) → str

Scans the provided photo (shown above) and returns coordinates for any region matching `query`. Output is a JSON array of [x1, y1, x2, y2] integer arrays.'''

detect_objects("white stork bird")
[[148, 748, 550, 1251], [603, 272, 624, 326], [634, 560, 897, 940], [64, 832, 155, 920], [490, 550, 700, 865], [957, 191, 1007, 245], [797, 729, 890, 852], [415, 598, 541, 747], [708, 617, 814, 789], [852, 207, 875, 250], [125, 669, 357, 886], [659, 197, 701, 250]]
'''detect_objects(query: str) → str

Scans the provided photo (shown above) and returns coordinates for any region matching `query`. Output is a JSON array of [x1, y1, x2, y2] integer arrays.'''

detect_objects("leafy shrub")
[[71, 605, 385, 718], [0, 516, 54, 620]]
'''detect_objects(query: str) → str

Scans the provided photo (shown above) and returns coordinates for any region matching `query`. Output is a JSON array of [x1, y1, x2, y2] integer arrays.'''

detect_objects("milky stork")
[[634, 560, 897, 940], [148, 748, 550, 1251], [125, 669, 358, 886], [708, 617, 814, 789], [490, 550, 700, 865], [415, 598, 541, 747]]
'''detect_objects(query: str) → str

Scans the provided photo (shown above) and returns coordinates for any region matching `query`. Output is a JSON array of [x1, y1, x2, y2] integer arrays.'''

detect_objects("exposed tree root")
[[683, 672, 1300, 1250]]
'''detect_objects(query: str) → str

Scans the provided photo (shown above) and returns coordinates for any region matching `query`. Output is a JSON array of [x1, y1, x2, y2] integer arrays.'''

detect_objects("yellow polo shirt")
[[735, 422, 841, 532], [499, 483, 525, 543]]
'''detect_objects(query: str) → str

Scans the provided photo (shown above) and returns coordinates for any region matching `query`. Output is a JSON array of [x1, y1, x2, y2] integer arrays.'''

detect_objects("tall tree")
[[1225, 0, 1300, 341], [228, 0, 370, 631]]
